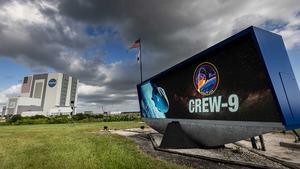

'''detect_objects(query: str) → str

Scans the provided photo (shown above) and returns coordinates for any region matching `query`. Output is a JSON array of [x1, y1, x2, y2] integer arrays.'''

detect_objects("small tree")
[[7, 115, 22, 124]]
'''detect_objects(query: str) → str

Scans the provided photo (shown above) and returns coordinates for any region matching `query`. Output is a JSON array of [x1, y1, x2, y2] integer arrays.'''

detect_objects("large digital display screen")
[[138, 33, 282, 122]]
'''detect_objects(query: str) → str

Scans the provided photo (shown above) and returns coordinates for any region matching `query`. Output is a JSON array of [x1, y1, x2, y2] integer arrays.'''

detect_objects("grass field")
[[0, 122, 186, 169]]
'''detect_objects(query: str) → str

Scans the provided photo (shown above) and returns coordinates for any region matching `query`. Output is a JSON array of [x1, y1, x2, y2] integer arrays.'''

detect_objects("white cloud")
[[76, 99, 138, 114], [274, 16, 300, 49], [78, 83, 106, 95], [0, 1, 48, 25], [0, 84, 21, 105], [177, 0, 300, 49]]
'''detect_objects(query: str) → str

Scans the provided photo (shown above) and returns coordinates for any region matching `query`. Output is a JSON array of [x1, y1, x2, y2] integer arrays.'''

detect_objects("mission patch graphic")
[[193, 62, 219, 96]]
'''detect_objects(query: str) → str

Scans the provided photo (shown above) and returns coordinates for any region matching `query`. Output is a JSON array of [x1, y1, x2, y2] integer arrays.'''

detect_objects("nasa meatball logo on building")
[[48, 79, 57, 87], [193, 62, 219, 96]]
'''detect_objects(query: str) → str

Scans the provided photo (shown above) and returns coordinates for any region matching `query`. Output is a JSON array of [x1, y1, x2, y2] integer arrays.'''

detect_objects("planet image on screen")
[[152, 85, 169, 113], [194, 62, 219, 96]]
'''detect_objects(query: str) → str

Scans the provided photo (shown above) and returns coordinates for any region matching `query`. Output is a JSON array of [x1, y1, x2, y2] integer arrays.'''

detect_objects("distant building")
[[84, 111, 93, 115], [1, 106, 6, 116], [121, 111, 139, 114], [109, 111, 122, 115], [5, 73, 78, 116]]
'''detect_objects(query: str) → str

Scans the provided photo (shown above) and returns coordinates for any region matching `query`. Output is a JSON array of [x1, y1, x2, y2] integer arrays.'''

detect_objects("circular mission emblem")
[[48, 79, 57, 87], [193, 62, 219, 96]]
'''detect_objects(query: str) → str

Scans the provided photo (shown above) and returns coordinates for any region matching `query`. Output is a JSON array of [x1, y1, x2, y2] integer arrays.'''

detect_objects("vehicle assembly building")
[[5, 73, 78, 116]]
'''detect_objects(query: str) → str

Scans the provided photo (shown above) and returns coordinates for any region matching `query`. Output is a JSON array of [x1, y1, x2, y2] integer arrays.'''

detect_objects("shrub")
[[7, 115, 22, 124], [29, 115, 48, 120], [104, 114, 140, 122], [72, 113, 104, 121], [48, 115, 70, 124], [3, 113, 141, 125]]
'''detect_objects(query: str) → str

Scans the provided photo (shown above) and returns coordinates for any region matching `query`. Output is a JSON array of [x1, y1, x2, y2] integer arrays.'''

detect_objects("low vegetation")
[[2, 113, 140, 125], [0, 122, 184, 169]]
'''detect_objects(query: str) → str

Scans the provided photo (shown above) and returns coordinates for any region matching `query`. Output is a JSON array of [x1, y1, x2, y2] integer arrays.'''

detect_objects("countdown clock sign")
[[138, 29, 283, 122], [137, 26, 300, 148]]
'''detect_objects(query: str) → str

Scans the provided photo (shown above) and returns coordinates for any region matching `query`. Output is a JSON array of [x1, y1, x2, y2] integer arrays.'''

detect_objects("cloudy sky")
[[0, 0, 300, 113]]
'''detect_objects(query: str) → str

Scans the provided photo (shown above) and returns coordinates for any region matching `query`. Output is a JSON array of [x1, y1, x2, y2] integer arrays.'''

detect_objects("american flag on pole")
[[129, 38, 140, 49], [129, 38, 143, 82], [129, 38, 141, 62]]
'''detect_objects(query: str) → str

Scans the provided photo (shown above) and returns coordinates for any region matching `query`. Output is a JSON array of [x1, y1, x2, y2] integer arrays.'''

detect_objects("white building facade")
[[5, 73, 78, 116]]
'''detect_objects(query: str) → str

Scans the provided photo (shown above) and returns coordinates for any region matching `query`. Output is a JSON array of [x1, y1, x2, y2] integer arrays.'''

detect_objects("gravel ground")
[[110, 128, 296, 169], [128, 133, 254, 169]]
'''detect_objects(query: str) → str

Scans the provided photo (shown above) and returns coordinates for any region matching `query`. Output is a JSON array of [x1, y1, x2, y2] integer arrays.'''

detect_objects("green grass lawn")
[[0, 122, 186, 169]]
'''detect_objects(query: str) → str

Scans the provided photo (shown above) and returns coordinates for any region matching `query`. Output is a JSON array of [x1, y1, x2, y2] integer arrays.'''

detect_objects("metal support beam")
[[292, 130, 300, 143], [259, 135, 266, 151], [250, 137, 258, 149]]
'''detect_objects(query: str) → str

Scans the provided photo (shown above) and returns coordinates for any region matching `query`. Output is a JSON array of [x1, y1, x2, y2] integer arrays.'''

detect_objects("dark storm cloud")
[[58, 0, 300, 77], [79, 93, 137, 105], [56, 0, 221, 102], [58, 0, 208, 69], [58, 0, 297, 78]]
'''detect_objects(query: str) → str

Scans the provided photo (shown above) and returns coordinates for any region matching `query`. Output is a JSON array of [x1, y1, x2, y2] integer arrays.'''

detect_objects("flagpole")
[[139, 39, 143, 83]]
